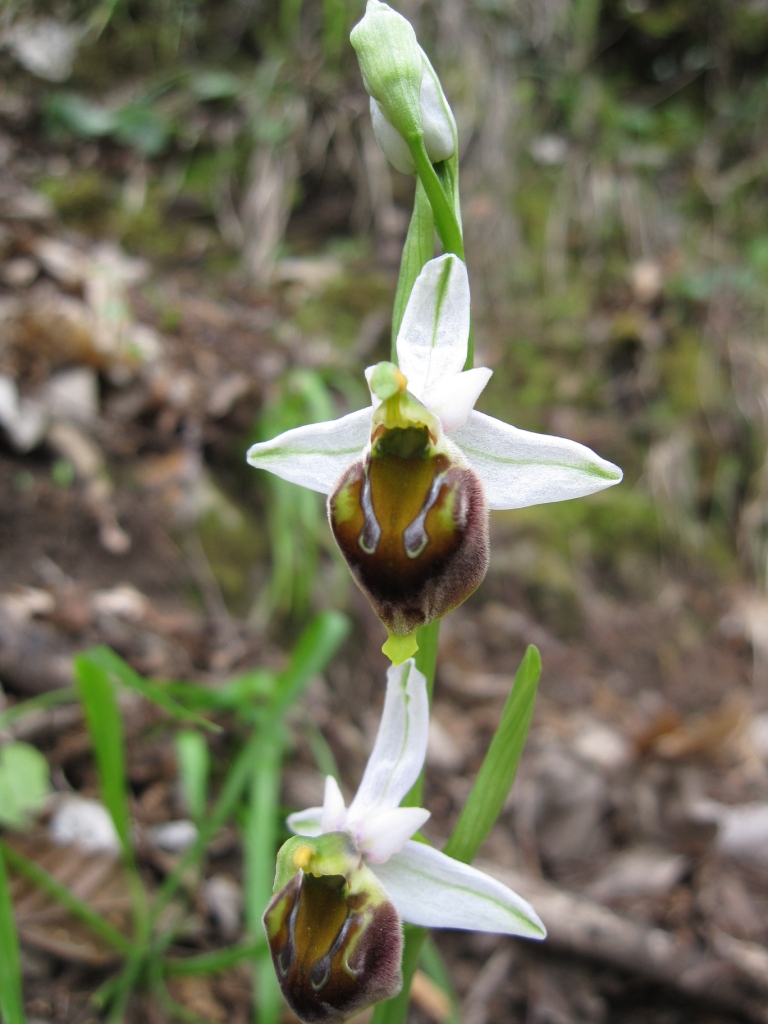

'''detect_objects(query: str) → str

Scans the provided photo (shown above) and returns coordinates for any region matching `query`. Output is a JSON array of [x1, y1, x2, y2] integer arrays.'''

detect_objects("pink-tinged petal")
[[421, 367, 493, 433], [246, 408, 372, 494], [396, 255, 470, 395], [321, 776, 348, 833], [348, 659, 429, 822], [372, 841, 546, 938], [286, 807, 323, 837], [452, 410, 623, 510], [354, 806, 431, 864]]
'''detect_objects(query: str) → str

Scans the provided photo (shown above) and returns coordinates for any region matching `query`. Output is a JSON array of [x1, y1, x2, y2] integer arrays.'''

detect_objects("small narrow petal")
[[452, 410, 623, 510], [421, 367, 493, 433], [286, 806, 323, 837], [321, 775, 349, 833], [372, 841, 546, 938], [348, 659, 428, 822], [246, 408, 372, 494], [370, 98, 417, 174], [354, 805, 431, 864], [418, 53, 456, 164], [396, 255, 470, 395]]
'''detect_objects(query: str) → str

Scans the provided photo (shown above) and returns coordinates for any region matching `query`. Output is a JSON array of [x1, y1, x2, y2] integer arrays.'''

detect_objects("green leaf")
[[268, 611, 349, 722], [391, 179, 435, 357], [46, 93, 118, 137], [81, 646, 218, 731], [0, 742, 50, 828], [0, 687, 77, 732], [175, 731, 209, 822], [0, 844, 25, 1024], [444, 645, 541, 864], [0, 841, 133, 957], [73, 655, 132, 856]]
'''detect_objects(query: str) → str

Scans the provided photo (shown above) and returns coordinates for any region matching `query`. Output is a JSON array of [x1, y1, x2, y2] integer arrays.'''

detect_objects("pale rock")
[[50, 796, 121, 853]]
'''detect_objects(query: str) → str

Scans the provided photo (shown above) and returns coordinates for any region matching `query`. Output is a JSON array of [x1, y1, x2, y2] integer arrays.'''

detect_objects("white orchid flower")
[[282, 658, 545, 939], [263, 659, 543, 1021], [247, 254, 622, 656]]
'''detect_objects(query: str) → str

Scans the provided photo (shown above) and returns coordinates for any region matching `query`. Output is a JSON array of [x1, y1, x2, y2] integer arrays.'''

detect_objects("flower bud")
[[264, 834, 403, 1024], [352, 2, 455, 174], [329, 364, 489, 637]]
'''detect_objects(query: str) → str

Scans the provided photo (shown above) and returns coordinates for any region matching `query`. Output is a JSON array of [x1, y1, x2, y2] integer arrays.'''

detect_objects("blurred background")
[[1, 0, 768, 1022]]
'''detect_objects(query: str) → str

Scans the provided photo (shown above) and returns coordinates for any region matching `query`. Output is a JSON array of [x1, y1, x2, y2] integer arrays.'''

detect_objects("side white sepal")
[[451, 410, 623, 510], [246, 408, 372, 494], [372, 840, 546, 938]]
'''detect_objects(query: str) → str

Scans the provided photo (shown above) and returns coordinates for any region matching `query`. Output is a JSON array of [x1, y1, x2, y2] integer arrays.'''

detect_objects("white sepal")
[[451, 410, 624, 510], [348, 659, 429, 822], [246, 407, 372, 494], [396, 254, 470, 394], [373, 840, 546, 938]]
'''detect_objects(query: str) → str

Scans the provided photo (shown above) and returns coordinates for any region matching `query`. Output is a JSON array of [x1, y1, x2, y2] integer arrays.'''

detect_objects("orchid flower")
[[263, 658, 544, 1023], [248, 254, 622, 658]]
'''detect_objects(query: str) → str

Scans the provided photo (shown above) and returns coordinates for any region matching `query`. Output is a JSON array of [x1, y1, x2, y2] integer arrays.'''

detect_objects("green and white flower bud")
[[351, 2, 455, 174], [329, 362, 489, 639], [264, 834, 403, 1024]]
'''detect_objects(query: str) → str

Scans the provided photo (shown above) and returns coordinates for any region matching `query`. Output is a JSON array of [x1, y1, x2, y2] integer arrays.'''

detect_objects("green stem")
[[371, 925, 428, 1024], [407, 137, 464, 260]]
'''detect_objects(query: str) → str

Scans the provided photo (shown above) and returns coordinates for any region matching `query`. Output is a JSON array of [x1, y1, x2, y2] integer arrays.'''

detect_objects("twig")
[[483, 863, 768, 1023]]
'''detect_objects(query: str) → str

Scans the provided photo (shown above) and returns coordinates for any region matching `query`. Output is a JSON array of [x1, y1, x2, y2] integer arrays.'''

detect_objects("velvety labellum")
[[264, 868, 402, 1024], [329, 441, 489, 635]]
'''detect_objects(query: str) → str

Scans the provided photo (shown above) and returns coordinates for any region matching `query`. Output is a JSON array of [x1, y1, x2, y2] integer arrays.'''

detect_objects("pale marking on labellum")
[[403, 471, 448, 559], [310, 911, 355, 991], [358, 467, 382, 555], [277, 873, 302, 976]]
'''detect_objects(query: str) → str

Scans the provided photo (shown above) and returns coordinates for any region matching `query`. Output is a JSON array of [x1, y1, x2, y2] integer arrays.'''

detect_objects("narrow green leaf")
[[0, 687, 77, 732], [269, 611, 349, 721], [164, 937, 266, 977], [0, 843, 26, 1024], [74, 654, 132, 856], [0, 840, 134, 957], [391, 179, 435, 356], [175, 731, 210, 823], [81, 646, 218, 731], [245, 733, 284, 1024], [444, 645, 541, 864]]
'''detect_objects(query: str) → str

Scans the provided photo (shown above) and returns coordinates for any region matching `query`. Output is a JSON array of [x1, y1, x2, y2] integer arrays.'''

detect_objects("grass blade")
[[0, 840, 133, 956], [245, 732, 284, 1024], [268, 611, 349, 721], [73, 654, 132, 855], [81, 646, 219, 731], [444, 645, 541, 864], [0, 842, 26, 1024]]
